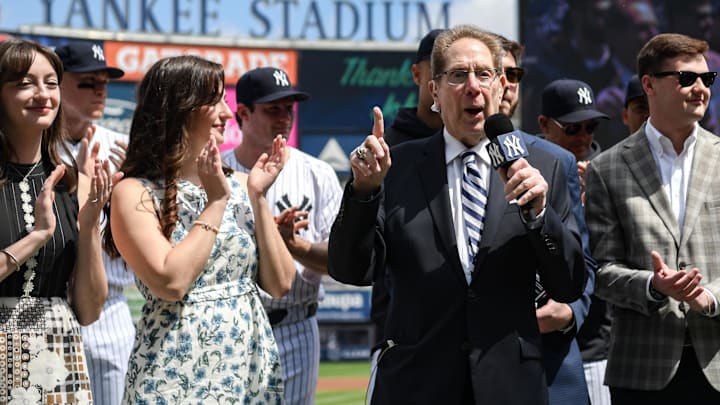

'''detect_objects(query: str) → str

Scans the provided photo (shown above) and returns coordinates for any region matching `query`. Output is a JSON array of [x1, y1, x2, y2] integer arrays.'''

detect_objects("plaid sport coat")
[[585, 124, 720, 391]]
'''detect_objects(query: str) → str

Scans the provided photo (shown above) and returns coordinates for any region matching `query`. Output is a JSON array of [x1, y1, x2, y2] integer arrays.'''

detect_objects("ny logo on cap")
[[92, 44, 106, 62], [577, 87, 592, 105], [273, 69, 290, 87]]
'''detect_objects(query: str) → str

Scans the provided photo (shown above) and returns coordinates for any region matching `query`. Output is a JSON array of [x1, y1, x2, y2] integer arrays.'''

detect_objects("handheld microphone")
[[484, 113, 528, 169], [484, 113, 535, 219]]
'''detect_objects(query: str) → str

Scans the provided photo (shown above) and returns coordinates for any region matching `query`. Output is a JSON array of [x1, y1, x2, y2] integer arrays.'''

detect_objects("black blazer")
[[329, 131, 586, 405]]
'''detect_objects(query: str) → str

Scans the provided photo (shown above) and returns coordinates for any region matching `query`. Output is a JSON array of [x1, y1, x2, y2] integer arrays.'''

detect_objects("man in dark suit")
[[497, 35, 598, 405], [328, 25, 586, 404], [370, 28, 445, 371], [586, 33, 720, 403]]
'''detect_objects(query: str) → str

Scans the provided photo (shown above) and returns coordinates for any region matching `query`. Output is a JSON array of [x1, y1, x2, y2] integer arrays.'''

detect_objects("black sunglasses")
[[652, 71, 717, 87], [77, 80, 109, 91], [550, 118, 599, 136], [505, 67, 525, 84]]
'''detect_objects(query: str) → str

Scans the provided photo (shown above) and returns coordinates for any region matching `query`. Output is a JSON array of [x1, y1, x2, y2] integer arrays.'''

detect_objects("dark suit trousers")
[[610, 344, 720, 405]]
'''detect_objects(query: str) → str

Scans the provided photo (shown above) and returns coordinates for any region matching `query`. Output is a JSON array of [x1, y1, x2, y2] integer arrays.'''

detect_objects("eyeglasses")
[[550, 118, 600, 136], [505, 67, 525, 84], [651, 71, 717, 87], [434, 68, 500, 87]]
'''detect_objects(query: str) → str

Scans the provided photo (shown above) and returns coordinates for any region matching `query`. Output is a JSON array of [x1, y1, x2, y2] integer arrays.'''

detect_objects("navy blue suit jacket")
[[329, 131, 586, 404], [523, 133, 595, 405]]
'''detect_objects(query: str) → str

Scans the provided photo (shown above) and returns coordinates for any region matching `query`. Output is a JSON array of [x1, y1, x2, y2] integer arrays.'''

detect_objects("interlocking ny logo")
[[273, 70, 290, 87], [487, 143, 504, 168], [503, 134, 526, 158], [91, 44, 106, 61], [577, 87, 592, 105], [275, 194, 313, 213]]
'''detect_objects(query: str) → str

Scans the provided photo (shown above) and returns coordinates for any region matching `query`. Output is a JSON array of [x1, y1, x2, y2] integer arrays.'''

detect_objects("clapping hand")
[[108, 139, 128, 172], [650, 250, 704, 302], [33, 165, 66, 238], [75, 126, 99, 176], [275, 207, 311, 256], [247, 135, 289, 198], [80, 159, 124, 226], [197, 136, 231, 203]]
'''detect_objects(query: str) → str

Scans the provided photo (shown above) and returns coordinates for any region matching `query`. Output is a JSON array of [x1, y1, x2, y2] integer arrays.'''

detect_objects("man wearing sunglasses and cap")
[[538, 79, 609, 205], [538, 79, 609, 164], [54, 41, 134, 405], [585, 33, 720, 403]]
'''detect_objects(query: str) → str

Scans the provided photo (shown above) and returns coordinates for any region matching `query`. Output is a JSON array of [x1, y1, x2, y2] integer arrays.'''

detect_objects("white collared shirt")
[[444, 129, 491, 284], [644, 119, 697, 229], [643, 119, 719, 315]]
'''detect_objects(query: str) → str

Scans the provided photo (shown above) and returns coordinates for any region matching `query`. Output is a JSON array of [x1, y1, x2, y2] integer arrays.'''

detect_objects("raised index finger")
[[372, 106, 384, 139]]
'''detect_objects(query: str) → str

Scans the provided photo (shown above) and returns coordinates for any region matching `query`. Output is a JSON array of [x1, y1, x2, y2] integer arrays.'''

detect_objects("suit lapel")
[[417, 133, 466, 285], [622, 131, 680, 246], [473, 170, 508, 268], [680, 129, 720, 246]]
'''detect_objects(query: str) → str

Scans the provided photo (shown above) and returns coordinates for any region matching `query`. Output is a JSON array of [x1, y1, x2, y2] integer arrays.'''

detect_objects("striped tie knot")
[[460, 151, 487, 262]]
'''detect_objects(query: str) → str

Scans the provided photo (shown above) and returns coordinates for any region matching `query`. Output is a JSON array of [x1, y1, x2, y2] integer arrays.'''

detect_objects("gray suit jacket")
[[585, 124, 720, 391]]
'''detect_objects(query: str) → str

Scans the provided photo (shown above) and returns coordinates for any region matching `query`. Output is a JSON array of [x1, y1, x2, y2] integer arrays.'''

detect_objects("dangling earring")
[[430, 103, 440, 113]]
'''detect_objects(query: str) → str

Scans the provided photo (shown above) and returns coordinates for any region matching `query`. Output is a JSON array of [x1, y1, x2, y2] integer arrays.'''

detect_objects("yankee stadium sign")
[[36, 0, 450, 41]]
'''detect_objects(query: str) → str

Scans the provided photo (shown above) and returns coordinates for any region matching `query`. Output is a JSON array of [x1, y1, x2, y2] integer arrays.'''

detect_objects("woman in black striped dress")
[[0, 38, 118, 404]]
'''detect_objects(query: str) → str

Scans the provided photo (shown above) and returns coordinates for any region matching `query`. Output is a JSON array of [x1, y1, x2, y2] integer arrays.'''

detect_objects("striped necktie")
[[461, 151, 487, 262]]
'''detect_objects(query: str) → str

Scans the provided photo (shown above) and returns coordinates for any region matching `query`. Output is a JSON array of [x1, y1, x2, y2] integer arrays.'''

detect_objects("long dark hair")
[[0, 38, 77, 189], [105, 55, 227, 257]]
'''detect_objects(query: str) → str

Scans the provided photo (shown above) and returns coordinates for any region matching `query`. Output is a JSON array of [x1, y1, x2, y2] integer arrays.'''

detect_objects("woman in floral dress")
[[0, 39, 116, 404], [105, 55, 295, 404]]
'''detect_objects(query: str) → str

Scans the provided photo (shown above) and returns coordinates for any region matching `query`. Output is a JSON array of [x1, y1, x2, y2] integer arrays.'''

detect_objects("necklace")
[[17, 160, 42, 233], [11, 160, 42, 297]]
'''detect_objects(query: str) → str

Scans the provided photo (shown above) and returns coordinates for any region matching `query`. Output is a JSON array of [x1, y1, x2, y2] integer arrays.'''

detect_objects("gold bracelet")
[[1, 248, 20, 272], [192, 220, 219, 234]]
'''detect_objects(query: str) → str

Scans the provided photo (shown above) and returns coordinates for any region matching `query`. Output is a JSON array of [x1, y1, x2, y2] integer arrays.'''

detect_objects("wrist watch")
[[649, 283, 666, 301]]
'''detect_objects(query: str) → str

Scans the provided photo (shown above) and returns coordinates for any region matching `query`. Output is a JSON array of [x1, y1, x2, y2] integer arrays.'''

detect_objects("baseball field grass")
[[316, 361, 371, 405]]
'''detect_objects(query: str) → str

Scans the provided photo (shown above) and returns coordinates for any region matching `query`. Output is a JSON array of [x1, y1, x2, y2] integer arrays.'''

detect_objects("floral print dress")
[[122, 176, 284, 405]]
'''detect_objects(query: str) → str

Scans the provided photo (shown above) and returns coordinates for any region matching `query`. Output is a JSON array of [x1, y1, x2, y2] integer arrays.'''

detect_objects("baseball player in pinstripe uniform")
[[55, 41, 135, 405], [586, 33, 720, 403], [223, 67, 342, 405]]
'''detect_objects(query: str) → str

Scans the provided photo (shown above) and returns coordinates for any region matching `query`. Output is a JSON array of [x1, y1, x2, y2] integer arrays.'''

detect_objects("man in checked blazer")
[[585, 32, 720, 403], [329, 26, 586, 404]]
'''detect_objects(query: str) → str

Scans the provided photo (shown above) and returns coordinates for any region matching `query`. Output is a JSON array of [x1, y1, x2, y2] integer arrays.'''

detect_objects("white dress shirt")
[[645, 119, 696, 229], [444, 129, 491, 284], [644, 119, 718, 316]]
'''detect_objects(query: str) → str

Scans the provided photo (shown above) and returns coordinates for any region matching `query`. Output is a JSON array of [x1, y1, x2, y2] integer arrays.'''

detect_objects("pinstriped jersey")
[[61, 125, 134, 294], [222, 146, 343, 310]]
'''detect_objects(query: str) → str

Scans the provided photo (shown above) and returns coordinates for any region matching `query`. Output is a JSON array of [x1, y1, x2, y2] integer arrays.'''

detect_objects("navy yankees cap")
[[541, 79, 608, 123], [624, 75, 646, 107], [416, 29, 445, 63], [54, 41, 124, 78], [235, 67, 310, 105]]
